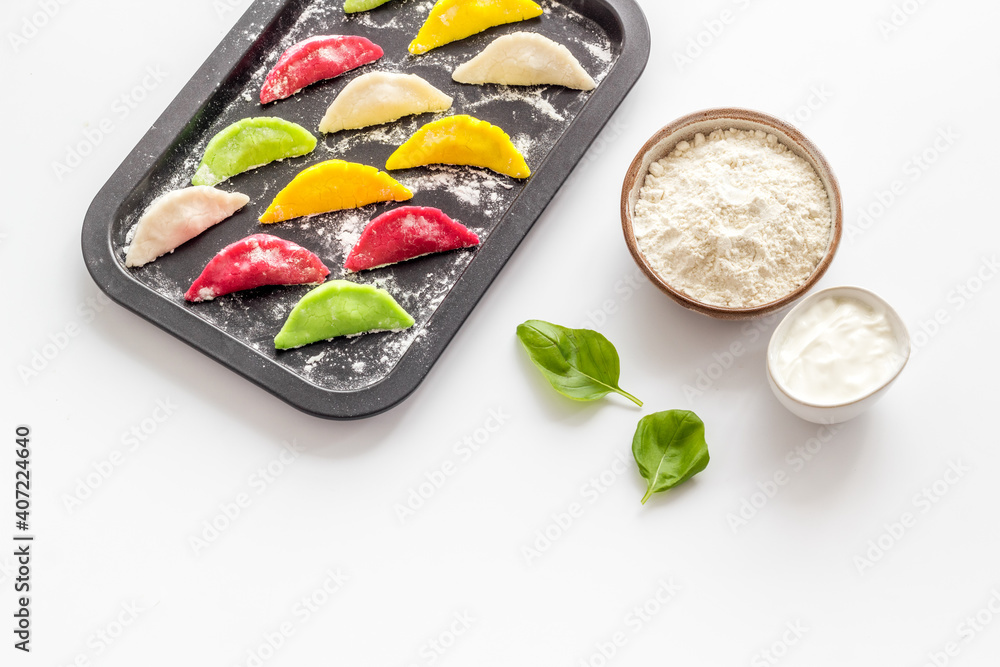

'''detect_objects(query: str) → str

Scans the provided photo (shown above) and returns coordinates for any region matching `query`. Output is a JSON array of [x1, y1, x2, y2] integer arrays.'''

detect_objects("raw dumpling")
[[260, 35, 383, 104], [453, 32, 596, 90], [345, 206, 479, 272], [191, 117, 316, 187], [409, 0, 543, 55], [259, 159, 412, 224], [125, 186, 250, 268], [318, 72, 453, 134], [185, 234, 330, 302], [274, 280, 415, 349], [385, 115, 530, 179]]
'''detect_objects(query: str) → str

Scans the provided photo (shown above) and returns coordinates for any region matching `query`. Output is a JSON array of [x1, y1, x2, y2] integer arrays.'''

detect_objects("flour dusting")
[[633, 129, 833, 308]]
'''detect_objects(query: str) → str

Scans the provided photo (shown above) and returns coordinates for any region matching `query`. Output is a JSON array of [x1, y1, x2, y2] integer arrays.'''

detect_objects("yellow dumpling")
[[409, 0, 543, 55], [260, 160, 412, 223], [385, 115, 530, 179]]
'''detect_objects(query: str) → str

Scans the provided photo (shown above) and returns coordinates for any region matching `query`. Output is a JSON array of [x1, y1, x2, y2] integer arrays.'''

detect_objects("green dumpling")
[[344, 0, 395, 13], [275, 280, 415, 350], [192, 117, 317, 186]]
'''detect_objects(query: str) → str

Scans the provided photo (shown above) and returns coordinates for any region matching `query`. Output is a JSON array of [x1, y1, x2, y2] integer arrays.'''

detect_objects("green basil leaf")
[[516, 320, 642, 407], [632, 410, 710, 504]]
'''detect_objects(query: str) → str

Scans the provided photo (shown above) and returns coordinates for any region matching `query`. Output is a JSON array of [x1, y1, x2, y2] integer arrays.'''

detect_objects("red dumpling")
[[260, 35, 383, 104], [345, 206, 480, 272], [185, 234, 330, 302]]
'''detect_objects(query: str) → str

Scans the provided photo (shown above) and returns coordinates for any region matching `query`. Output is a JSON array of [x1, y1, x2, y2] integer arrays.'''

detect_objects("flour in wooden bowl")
[[632, 128, 833, 308]]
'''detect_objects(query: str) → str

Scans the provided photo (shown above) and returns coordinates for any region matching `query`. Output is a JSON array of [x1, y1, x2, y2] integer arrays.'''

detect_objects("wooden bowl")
[[620, 107, 843, 320]]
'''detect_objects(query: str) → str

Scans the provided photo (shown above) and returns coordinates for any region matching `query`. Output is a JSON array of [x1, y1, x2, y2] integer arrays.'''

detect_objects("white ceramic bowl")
[[766, 286, 910, 424]]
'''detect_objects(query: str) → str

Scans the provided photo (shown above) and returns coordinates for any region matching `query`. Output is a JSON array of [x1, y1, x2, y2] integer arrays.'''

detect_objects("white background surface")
[[4, 0, 1000, 665]]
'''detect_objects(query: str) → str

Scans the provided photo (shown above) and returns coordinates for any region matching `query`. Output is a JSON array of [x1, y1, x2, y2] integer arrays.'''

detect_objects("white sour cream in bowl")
[[767, 286, 910, 423]]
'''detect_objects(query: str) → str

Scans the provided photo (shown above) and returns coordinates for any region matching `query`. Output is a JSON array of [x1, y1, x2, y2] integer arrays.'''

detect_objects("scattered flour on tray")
[[582, 39, 613, 64], [304, 351, 327, 373], [397, 166, 491, 207], [459, 86, 565, 122], [321, 122, 416, 154], [333, 210, 371, 259], [511, 134, 534, 161], [345, 11, 401, 30]]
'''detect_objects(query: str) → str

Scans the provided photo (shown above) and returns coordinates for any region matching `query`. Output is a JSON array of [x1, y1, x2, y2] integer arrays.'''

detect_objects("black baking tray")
[[82, 0, 650, 419]]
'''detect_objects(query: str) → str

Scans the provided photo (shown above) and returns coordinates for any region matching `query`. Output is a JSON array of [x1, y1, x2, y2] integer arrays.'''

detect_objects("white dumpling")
[[452, 32, 597, 91], [125, 186, 250, 267], [318, 72, 454, 134]]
